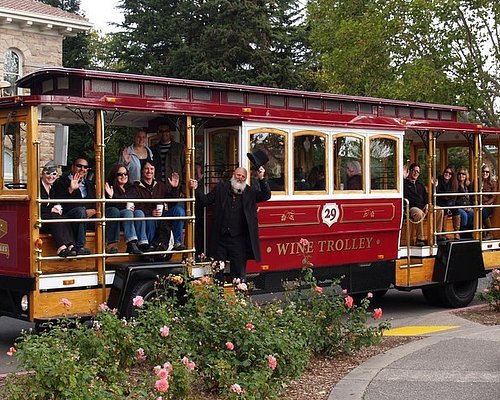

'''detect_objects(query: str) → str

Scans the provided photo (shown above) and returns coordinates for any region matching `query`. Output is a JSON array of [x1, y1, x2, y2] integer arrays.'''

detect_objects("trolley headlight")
[[21, 295, 29, 311]]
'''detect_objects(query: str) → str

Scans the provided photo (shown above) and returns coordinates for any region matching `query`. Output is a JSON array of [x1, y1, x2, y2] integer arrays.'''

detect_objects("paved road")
[[0, 277, 489, 375]]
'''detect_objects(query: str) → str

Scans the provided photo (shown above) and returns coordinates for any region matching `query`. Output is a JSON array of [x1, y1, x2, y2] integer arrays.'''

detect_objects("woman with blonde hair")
[[455, 167, 473, 237], [481, 164, 497, 240]]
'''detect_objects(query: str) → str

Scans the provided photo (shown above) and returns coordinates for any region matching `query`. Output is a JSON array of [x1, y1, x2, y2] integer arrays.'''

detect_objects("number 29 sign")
[[321, 203, 340, 227]]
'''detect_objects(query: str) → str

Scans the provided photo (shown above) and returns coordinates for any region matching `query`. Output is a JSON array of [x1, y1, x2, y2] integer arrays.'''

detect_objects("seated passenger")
[[40, 161, 76, 257], [104, 164, 148, 254], [455, 167, 474, 236], [52, 155, 95, 255], [435, 166, 459, 240], [308, 165, 325, 190], [135, 159, 181, 251], [345, 160, 362, 190], [403, 163, 428, 246], [481, 164, 497, 240]]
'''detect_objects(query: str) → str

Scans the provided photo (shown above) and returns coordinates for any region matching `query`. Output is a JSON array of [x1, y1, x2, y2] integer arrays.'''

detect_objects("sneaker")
[[127, 241, 143, 255], [58, 248, 77, 257], [138, 243, 151, 252], [174, 243, 186, 251], [75, 247, 91, 255]]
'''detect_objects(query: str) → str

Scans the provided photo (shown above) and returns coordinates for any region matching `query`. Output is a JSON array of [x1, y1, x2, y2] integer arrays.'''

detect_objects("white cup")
[[126, 202, 134, 210], [156, 204, 164, 214], [53, 204, 63, 214]]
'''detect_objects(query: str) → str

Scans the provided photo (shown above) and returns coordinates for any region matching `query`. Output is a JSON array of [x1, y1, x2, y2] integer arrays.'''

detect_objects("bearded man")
[[190, 166, 271, 281]]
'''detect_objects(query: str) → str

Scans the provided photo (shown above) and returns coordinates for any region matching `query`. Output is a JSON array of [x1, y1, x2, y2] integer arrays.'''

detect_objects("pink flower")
[[132, 295, 144, 308], [267, 354, 277, 370], [157, 368, 169, 379], [496, 276, 500, 282], [98, 303, 109, 312], [373, 308, 383, 319], [226, 341, 235, 350], [163, 362, 173, 373], [345, 295, 354, 309], [230, 383, 243, 394], [314, 286, 323, 294], [495, 285, 500, 291], [237, 282, 248, 291], [160, 326, 170, 337], [367, 292, 373, 299], [136, 348, 146, 362], [6, 346, 16, 356], [156, 397, 163, 400], [200, 253, 206, 260], [246, 323, 255, 330], [60, 298, 72, 308], [484, 288, 490, 293], [155, 378, 169, 392], [341, 288, 348, 295], [299, 238, 309, 246], [200, 275, 211, 284], [182, 356, 196, 370]]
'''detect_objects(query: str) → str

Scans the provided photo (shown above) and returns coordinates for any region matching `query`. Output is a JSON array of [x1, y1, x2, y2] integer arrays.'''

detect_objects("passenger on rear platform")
[[104, 164, 148, 254], [39, 161, 77, 257], [481, 164, 497, 240], [403, 163, 428, 246]]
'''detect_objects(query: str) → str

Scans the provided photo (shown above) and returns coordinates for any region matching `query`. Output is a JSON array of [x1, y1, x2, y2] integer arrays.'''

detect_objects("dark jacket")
[[436, 175, 455, 207], [456, 184, 472, 207], [106, 184, 139, 210], [151, 140, 184, 189], [134, 179, 179, 215], [52, 174, 96, 212], [403, 178, 428, 210], [196, 179, 271, 262]]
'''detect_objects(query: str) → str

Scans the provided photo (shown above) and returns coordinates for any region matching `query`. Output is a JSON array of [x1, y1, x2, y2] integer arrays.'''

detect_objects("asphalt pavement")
[[329, 305, 500, 400]]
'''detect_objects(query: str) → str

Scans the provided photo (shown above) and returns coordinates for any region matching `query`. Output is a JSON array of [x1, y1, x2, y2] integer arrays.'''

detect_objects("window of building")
[[370, 137, 398, 190], [334, 135, 364, 191], [293, 132, 326, 192], [249, 129, 287, 193], [3, 49, 22, 96]]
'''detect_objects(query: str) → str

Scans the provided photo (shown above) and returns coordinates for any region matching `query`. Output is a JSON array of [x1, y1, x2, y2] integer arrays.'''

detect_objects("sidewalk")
[[329, 308, 500, 400]]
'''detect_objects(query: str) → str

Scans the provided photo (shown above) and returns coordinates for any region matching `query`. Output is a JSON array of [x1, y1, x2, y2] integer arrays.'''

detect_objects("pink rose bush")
[[480, 269, 500, 311]]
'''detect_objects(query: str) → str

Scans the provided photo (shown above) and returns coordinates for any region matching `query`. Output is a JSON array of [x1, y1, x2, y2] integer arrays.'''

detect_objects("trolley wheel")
[[439, 279, 478, 308], [422, 286, 444, 307], [123, 280, 159, 318]]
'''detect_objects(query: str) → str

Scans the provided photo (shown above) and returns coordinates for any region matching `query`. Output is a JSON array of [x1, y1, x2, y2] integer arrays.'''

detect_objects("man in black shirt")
[[403, 163, 429, 246]]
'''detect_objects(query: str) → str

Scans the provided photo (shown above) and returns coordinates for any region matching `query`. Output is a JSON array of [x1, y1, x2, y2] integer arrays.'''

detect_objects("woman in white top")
[[119, 129, 153, 183]]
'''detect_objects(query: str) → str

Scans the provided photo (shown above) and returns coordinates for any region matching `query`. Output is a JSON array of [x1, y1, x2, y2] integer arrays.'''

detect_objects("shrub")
[[479, 269, 500, 311], [1, 251, 389, 399]]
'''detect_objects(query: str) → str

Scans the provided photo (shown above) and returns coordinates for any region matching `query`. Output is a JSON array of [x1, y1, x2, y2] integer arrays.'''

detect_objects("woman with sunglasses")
[[39, 161, 77, 257], [104, 164, 148, 254], [481, 164, 497, 240], [435, 166, 459, 240], [455, 168, 474, 237]]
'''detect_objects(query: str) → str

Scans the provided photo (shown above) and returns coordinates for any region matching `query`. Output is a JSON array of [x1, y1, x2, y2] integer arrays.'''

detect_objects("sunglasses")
[[75, 163, 89, 169], [483, 170, 490, 174], [458, 172, 466, 176], [444, 170, 452, 175], [411, 169, 420, 174], [116, 172, 128, 177], [44, 171, 57, 176]]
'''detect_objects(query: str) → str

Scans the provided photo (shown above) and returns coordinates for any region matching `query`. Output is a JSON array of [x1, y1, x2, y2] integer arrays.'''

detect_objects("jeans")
[[106, 207, 148, 245], [166, 204, 186, 245], [458, 208, 474, 229], [64, 206, 87, 247]]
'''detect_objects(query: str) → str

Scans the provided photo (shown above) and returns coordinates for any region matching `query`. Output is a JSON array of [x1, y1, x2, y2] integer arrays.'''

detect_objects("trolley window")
[[2, 120, 27, 190], [370, 136, 398, 190], [334, 135, 364, 191], [293, 131, 326, 193], [249, 129, 287, 194]]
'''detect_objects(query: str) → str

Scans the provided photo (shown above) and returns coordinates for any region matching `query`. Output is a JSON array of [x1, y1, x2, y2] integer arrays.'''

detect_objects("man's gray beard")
[[230, 177, 246, 194]]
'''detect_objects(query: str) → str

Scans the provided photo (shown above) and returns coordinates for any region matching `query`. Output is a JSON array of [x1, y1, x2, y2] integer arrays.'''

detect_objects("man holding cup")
[[135, 159, 181, 252]]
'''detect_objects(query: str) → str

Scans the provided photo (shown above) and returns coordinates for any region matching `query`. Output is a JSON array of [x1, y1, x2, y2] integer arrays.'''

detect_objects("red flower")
[[344, 295, 354, 309], [373, 308, 383, 319]]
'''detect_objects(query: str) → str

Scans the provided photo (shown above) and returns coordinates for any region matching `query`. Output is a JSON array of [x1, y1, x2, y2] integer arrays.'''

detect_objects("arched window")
[[3, 49, 22, 95], [370, 136, 398, 190], [293, 131, 327, 193], [333, 134, 364, 191]]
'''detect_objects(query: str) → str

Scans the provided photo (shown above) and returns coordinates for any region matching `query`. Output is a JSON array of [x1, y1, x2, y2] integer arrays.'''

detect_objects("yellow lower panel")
[[482, 250, 500, 272], [385, 325, 459, 336], [395, 258, 435, 286], [33, 288, 110, 320]]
